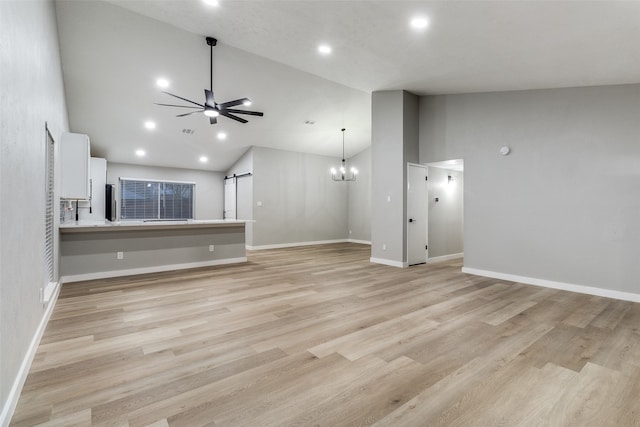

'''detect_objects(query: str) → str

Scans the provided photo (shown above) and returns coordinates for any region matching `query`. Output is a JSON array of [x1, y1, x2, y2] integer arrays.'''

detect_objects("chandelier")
[[330, 128, 357, 181]]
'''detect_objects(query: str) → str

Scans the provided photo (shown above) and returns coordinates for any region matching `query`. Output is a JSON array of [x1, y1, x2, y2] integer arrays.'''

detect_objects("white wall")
[[347, 147, 371, 243], [419, 83, 640, 297], [106, 162, 225, 220], [0, 0, 70, 423], [251, 147, 348, 247], [427, 167, 464, 258]]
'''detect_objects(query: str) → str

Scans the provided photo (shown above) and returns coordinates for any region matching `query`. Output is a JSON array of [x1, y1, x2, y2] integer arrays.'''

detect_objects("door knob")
[[409, 218, 415, 223]]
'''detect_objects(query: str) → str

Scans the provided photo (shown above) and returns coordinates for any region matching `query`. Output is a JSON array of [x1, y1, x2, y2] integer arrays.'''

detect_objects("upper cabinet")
[[60, 132, 90, 200]]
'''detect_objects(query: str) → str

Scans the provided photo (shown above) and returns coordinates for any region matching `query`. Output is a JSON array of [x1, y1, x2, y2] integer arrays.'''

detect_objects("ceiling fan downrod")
[[206, 36, 217, 92]]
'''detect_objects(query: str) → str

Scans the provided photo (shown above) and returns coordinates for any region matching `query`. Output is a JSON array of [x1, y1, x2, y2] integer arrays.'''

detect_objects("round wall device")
[[500, 146, 510, 156]]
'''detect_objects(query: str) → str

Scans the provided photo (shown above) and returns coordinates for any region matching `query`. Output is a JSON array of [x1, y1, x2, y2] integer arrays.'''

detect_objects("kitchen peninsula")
[[59, 220, 247, 283]]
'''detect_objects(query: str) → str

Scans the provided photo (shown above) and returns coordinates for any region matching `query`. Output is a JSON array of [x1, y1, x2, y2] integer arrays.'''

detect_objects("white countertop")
[[60, 219, 247, 233]]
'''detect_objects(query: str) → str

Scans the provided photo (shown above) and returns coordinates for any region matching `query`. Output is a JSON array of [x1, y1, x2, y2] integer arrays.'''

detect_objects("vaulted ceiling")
[[55, 1, 640, 171]]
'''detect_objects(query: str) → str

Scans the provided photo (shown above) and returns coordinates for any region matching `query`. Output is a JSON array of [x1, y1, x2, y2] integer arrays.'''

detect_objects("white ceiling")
[[55, 0, 640, 172]]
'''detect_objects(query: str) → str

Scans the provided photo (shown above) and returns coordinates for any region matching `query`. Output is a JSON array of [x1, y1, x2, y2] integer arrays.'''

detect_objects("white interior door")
[[224, 178, 236, 219], [407, 163, 428, 265]]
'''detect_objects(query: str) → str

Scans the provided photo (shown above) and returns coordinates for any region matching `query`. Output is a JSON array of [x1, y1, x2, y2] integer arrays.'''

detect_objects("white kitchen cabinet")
[[77, 157, 107, 221], [60, 132, 90, 199]]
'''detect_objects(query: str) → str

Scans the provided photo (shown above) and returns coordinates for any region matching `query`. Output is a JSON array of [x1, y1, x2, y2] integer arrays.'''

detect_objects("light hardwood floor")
[[11, 243, 640, 426]]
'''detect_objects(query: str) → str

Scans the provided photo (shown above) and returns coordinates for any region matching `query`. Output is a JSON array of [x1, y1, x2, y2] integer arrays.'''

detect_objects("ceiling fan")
[[155, 36, 264, 125]]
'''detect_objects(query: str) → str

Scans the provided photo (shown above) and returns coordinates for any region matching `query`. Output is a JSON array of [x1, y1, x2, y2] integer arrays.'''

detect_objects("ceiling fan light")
[[204, 107, 219, 117], [242, 99, 252, 106]]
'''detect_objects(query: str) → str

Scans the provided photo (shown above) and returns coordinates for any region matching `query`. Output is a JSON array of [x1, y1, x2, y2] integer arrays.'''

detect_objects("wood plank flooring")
[[10, 243, 640, 426]]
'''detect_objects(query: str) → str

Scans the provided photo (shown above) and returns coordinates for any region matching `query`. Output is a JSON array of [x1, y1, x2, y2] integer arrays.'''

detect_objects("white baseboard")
[[428, 252, 464, 263], [247, 239, 349, 250], [370, 257, 408, 268], [348, 239, 371, 245], [1, 281, 61, 426], [61, 257, 247, 283], [462, 267, 640, 303]]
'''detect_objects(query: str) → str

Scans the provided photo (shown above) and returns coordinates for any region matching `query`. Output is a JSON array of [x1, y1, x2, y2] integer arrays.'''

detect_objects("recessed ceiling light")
[[318, 44, 332, 55], [217, 132, 227, 140], [199, 156, 208, 163], [136, 149, 146, 157], [156, 78, 169, 88], [203, 0, 219, 6], [410, 17, 429, 29], [144, 121, 156, 130]]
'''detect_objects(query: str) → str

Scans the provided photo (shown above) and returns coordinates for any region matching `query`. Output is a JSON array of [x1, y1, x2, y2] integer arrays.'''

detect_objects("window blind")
[[120, 178, 194, 220], [44, 128, 55, 284]]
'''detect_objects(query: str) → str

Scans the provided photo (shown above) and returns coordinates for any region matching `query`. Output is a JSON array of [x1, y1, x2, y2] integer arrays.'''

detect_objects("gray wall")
[[347, 147, 371, 242], [252, 146, 348, 247], [419, 83, 640, 294], [0, 0, 69, 420], [106, 162, 225, 220], [371, 91, 419, 264], [226, 148, 253, 177], [227, 146, 371, 247], [60, 226, 246, 278], [427, 167, 464, 258]]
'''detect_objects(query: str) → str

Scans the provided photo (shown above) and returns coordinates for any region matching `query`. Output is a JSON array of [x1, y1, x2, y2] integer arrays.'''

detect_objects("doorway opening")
[[425, 159, 464, 263]]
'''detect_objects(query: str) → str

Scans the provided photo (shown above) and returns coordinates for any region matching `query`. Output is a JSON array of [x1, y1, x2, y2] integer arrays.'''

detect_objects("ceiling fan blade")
[[224, 109, 264, 117], [161, 91, 204, 108], [209, 116, 217, 125], [155, 103, 202, 109], [176, 110, 204, 117], [204, 89, 215, 108], [218, 98, 251, 109], [219, 111, 248, 124]]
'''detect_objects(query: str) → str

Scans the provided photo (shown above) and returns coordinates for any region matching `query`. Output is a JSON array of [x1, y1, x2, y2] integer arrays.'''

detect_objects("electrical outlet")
[[382, 244, 387, 251], [117, 251, 124, 260], [349, 230, 352, 235], [209, 245, 215, 252]]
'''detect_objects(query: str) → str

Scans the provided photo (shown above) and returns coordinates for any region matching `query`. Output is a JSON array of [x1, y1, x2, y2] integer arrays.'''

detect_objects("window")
[[120, 178, 195, 220]]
